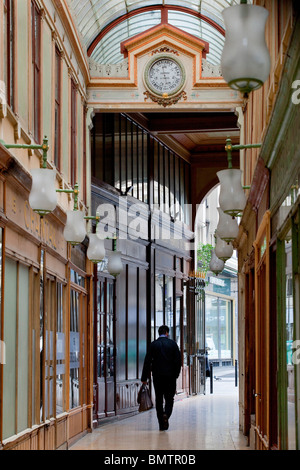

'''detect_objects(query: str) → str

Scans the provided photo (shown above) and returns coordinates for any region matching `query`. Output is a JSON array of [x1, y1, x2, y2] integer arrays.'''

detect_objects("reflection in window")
[[71, 269, 85, 288], [155, 273, 174, 339], [206, 294, 232, 363], [176, 296, 181, 347], [155, 273, 164, 335], [4, 0, 14, 109], [97, 279, 115, 379], [285, 239, 296, 449], [40, 250, 44, 420], [97, 280, 105, 378], [183, 284, 188, 366], [70, 290, 80, 409], [56, 283, 65, 415], [165, 276, 173, 338]]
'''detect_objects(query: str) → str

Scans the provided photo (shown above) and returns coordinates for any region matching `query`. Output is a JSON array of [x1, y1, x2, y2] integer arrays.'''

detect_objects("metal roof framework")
[[67, 1, 251, 65]]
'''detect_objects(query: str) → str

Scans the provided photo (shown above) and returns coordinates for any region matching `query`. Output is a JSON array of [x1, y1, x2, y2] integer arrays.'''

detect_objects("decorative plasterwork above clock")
[[87, 23, 242, 110]]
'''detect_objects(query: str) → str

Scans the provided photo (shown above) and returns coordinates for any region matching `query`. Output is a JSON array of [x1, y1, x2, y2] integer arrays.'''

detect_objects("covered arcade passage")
[[0, 0, 299, 452]]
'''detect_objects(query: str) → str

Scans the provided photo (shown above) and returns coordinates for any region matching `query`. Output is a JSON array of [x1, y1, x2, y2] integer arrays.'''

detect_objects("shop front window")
[[2, 259, 29, 439], [206, 294, 233, 364], [165, 276, 174, 338], [155, 273, 175, 339], [219, 298, 232, 359], [285, 239, 296, 450], [56, 282, 65, 415], [155, 273, 164, 337], [176, 296, 181, 347], [70, 289, 80, 409], [183, 283, 188, 366]]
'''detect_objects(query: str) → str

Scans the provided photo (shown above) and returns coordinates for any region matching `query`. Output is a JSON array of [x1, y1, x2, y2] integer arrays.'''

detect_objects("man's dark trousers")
[[153, 374, 177, 425], [141, 335, 181, 429]]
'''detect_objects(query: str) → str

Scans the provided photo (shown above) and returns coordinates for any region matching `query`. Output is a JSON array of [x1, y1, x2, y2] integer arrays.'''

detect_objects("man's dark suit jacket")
[[141, 336, 181, 382]]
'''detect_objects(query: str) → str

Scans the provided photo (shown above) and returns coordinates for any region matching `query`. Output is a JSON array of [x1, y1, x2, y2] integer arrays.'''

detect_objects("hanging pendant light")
[[107, 250, 123, 277], [216, 208, 239, 244], [215, 234, 233, 261], [29, 168, 57, 216], [221, 1, 270, 95], [87, 234, 106, 263], [209, 249, 225, 276], [63, 210, 86, 245], [217, 168, 246, 218]]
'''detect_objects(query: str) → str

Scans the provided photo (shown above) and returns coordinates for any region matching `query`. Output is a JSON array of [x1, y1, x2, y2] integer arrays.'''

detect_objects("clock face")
[[145, 56, 185, 97]]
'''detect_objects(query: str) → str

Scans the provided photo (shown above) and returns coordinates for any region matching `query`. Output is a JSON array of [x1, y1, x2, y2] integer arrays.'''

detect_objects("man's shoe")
[[162, 413, 169, 430]]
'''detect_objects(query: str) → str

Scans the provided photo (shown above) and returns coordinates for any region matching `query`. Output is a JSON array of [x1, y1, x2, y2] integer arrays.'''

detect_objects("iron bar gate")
[[186, 275, 206, 395]]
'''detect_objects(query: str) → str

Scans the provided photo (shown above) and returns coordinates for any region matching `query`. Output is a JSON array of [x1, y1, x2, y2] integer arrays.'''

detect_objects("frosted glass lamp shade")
[[221, 4, 270, 94], [216, 208, 239, 243], [217, 169, 246, 217], [63, 210, 86, 245], [107, 251, 123, 277], [209, 249, 225, 276], [29, 168, 57, 216], [87, 235, 106, 263], [215, 235, 233, 262]]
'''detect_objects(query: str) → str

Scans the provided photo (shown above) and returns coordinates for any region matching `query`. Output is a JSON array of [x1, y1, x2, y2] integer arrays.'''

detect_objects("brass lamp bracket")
[[225, 137, 262, 169], [56, 182, 79, 210], [0, 135, 50, 168]]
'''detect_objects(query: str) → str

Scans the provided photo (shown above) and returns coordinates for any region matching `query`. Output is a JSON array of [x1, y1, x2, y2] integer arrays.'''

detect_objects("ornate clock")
[[143, 54, 187, 107]]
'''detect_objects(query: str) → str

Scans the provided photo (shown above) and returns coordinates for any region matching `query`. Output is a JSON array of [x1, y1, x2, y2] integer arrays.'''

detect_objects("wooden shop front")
[[0, 144, 93, 450]]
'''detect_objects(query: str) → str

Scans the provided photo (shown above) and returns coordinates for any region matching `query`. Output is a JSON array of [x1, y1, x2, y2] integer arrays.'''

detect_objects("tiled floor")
[[70, 368, 250, 451]]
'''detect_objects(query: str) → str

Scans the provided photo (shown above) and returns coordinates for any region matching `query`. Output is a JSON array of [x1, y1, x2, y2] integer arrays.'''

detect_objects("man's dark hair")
[[158, 325, 169, 336]]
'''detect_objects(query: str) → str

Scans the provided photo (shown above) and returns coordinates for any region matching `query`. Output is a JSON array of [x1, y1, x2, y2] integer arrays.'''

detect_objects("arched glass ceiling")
[[168, 11, 225, 65], [67, 0, 252, 64], [91, 11, 225, 65], [90, 10, 162, 64]]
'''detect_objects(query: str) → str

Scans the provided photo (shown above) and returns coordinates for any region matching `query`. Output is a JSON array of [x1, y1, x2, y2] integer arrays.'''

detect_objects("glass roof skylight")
[[67, 0, 252, 64]]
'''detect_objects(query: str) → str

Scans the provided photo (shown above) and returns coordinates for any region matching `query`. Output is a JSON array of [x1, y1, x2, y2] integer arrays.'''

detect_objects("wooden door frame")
[[244, 267, 256, 437], [253, 210, 270, 449], [276, 201, 300, 449]]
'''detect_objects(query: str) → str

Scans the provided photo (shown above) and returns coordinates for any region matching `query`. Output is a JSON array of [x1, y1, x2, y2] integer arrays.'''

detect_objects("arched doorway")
[[194, 186, 238, 369]]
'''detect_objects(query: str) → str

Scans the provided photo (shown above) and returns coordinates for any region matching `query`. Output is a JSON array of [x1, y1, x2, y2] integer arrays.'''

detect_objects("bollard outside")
[[235, 359, 238, 387], [210, 363, 213, 394]]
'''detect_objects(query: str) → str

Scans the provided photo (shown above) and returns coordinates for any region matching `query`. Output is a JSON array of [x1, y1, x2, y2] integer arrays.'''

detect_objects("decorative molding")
[[150, 46, 179, 56], [248, 157, 270, 212], [89, 58, 129, 78], [201, 59, 222, 78], [14, 118, 22, 143], [143, 89, 187, 107]]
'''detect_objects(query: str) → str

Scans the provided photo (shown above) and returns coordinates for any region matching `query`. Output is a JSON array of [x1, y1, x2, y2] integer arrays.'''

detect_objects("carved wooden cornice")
[[247, 157, 270, 213]]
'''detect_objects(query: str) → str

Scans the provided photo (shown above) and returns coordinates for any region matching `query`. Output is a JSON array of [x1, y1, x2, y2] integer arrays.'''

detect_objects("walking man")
[[141, 325, 181, 430]]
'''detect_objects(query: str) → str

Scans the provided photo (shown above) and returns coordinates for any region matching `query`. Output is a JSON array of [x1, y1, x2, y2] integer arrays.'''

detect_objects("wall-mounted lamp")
[[87, 235, 106, 263], [216, 207, 239, 244], [64, 209, 86, 246], [215, 233, 233, 262], [0, 136, 57, 216], [1, 137, 108, 261], [209, 249, 225, 276], [107, 248, 123, 278], [95, 220, 123, 277], [104, 235, 123, 277], [29, 167, 58, 216], [217, 137, 261, 218], [221, 0, 271, 97]]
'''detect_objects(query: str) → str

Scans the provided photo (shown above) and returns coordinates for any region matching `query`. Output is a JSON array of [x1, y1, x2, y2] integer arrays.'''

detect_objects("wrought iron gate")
[[186, 275, 206, 395]]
